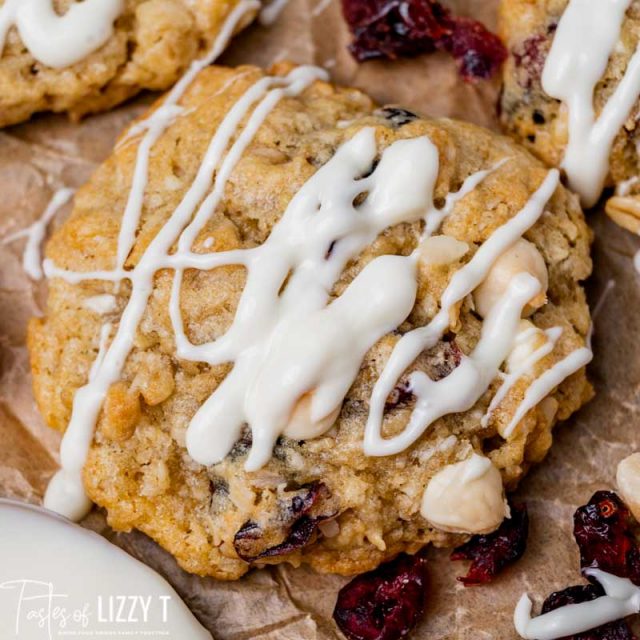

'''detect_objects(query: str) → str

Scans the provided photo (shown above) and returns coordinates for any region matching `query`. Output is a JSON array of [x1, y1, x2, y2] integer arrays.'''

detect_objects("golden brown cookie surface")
[[30, 64, 593, 580], [0, 0, 256, 127]]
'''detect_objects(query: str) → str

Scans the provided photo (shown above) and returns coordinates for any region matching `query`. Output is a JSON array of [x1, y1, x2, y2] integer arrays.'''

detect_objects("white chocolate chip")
[[420, 453, 508, 534], [283, 393, 340, 440], [616, 453, 640, 522], [419, 235, 469, 266], [473, 239, 548, 319]]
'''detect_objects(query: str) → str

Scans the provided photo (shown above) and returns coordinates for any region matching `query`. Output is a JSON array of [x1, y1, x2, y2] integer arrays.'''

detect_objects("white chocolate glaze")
[[0, 0, 123, 69], [44, 322, 112, 519], [2, 188, 74, 280], [47, 64, 327, 512], [180, 129, 435, 470], [364, 170, 560, 457], [515, 569, 640, 640], [542, 0, 640, 207], [44, 1, 267, 519], [420, 453, 507, 534], [0, 499, 212, 638], [481, 324, 562, 431], [115, 0, 260, 275], [502, 345, 592, 438]]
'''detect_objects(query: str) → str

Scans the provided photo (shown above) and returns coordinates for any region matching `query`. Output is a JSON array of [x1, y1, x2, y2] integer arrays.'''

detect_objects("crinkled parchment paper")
[[1, 0, 639, 637]]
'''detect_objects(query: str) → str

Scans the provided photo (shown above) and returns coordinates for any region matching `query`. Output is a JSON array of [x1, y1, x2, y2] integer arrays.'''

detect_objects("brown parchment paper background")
[[1, 0, 639, 637]]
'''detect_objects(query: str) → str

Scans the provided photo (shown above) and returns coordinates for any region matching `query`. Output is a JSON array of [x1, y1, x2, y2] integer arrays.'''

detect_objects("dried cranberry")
[[440, 16, 507, 80], [573, 491, 640, 585], [333, 553, 428, 640], [450, 502, 528, 586], [512, 34, 548, 87], [541, 583, 636, 640], [340, 0, 507, 81], [385, 380, 415, 410], [234, 482, 338, 561]]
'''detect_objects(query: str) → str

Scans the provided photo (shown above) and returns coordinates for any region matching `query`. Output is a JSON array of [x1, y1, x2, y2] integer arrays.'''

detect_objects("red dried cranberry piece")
[[333, 553, 428, 640], [439, 15, 507, 80], [450, 502, 528, 586], [573, 491, 640, 586], [541, 583, 636, 640], [512, 34, 548, 87], [340, 0, 507, 81], [385, 380, 415, 410], [234, 483, 338, 561]]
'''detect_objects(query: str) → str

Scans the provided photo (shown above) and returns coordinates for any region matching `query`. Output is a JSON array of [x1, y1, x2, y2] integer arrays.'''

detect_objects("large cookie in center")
[[29, 63, 593, 580]]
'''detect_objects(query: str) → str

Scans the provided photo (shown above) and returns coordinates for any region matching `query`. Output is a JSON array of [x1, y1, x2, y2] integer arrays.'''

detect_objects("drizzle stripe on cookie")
[[480, 326, 562, 429], [542, 0, 640, 207], [502, 345, 592, 438], [364, 170, 560, 456]]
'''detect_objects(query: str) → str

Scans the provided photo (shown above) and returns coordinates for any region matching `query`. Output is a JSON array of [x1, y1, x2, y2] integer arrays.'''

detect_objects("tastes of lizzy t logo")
[[0, 579, 172, 638]]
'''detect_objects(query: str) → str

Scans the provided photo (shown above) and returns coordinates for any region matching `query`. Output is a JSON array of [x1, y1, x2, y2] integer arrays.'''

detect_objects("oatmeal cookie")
[[0, 0, 257, 128], [29, 63, 593, 580], [499, 0, 640, 219]]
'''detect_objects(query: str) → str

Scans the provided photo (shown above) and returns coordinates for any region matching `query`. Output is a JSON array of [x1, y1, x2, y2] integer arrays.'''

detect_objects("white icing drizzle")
[[44, 322, 112, 520], [84, 294, 117, 315], [404, 271, 541, 437], [502, 345, 593, 438], [43, 1, 268, 520], [364, 170, 560, 457], [0, 499, 212, 638], [177, 129, 438, 470], [114, 0, 260, 274], [635, 249, 640, 274], [515, 569, 640, 640], [480, 326, 562, 429], [2, 188, 74, 280], [0, 0, 123, 69], [542, 0, 640, 207], [46, 65, 329, 513]]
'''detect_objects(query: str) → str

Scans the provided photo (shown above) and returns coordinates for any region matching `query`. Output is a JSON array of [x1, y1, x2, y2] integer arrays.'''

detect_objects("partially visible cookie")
[[30, 63, 593, 580], [0, 0, 257, 127], [499, 0, 640, 219]]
